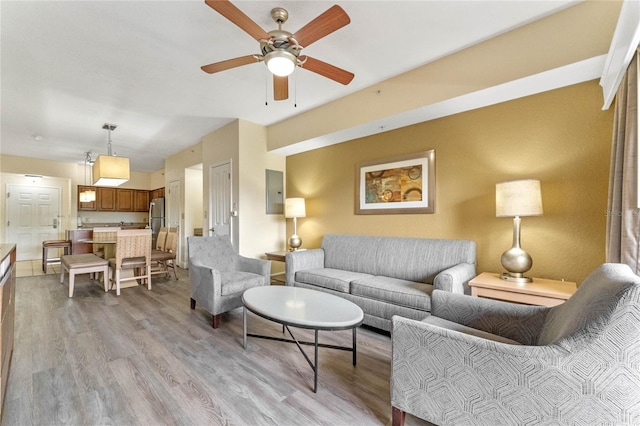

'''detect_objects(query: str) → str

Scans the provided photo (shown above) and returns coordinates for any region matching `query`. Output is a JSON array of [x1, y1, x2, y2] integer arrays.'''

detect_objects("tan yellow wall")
[[286, 80, 612, 285], [268, 0, 621, 151]]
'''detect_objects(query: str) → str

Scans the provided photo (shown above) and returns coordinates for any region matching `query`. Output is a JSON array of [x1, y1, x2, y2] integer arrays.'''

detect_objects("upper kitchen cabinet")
[[116, 189, 134, 212], [77, 186, 153, 212], [150, 187, 165, 200], [77, 186, 97, 211], [97, 187, 117, 211], [134, 190, 150, 212]]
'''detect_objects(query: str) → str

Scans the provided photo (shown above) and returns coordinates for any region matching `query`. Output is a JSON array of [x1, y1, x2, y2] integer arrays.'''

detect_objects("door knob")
[[53, 218, 58, 229]]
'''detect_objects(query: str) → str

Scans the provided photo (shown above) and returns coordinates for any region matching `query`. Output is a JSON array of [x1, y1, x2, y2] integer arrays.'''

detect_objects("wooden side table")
[[469, 272, 577, 307], [265, 251, 289, 284], [265, 251, 287, 263]]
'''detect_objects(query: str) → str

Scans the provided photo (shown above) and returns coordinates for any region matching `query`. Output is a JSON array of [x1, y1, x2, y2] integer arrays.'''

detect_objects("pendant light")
[[93, 123, 130, 187], [79, 152, 96, 202]]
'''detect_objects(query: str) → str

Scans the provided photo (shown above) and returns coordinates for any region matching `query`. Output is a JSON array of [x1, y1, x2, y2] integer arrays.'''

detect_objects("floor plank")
[[2, 268, 432, 426]]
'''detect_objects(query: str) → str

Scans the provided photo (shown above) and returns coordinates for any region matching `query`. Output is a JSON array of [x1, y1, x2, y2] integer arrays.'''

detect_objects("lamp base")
[[288, 234, 302, 251], [500, 272, 533, 283]]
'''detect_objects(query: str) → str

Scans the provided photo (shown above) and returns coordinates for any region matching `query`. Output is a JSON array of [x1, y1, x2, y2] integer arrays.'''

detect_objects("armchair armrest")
[[236, 255, 271, 284], [188, 259, 222, 311], [285, 249, 325, 286], [433, 262, 476, 294], [431, 290, 549, 345], [391, 315, 570, 424]]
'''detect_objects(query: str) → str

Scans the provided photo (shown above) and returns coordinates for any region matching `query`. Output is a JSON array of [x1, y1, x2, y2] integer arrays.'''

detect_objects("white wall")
[[238, 120, 286, 259], [184, 165, 204, 264], [1, 154, 157, 243]]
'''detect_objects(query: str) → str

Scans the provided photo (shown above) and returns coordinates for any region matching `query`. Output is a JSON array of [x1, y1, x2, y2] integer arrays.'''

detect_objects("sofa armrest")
[[430, 290, 549, 345], [433, 262, 476, 294], [236, 255, 271, 284], [189, 259, 222, 311], [285, 249, 325, 286]]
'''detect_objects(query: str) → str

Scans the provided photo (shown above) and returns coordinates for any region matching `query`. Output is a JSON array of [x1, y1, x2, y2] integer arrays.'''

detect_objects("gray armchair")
[[391, 263, 640, 426], [188, 236, 270, 328]]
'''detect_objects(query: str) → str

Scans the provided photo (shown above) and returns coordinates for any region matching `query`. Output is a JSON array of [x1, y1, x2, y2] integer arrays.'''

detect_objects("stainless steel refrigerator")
[[149, 197, 165, 248]]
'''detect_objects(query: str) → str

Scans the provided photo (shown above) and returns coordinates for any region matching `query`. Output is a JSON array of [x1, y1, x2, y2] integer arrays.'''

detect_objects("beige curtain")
[[606, 50, 640, 272]]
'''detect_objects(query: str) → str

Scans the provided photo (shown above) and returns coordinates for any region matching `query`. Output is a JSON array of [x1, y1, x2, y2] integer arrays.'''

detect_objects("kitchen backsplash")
[[77, 211, 147, 227]]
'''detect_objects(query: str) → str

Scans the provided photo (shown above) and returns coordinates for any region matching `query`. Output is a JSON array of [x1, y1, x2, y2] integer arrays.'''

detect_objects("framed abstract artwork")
[[355, 150, 435, 215]]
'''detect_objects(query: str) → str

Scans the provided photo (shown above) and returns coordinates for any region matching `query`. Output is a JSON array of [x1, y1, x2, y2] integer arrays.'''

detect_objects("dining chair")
[[151, 228, 178, 280], [92, 227, 120, 260], [154, 227, 168, 252], [108, 229, 152, 296]]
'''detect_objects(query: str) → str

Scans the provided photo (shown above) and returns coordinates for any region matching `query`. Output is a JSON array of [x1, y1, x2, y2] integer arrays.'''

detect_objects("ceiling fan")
[[201, 0, 355, 101]]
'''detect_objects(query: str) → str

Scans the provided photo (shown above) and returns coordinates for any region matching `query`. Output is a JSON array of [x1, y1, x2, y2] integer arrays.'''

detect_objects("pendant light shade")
[[93, 123, 130, 187], [93, 155, 130, 187], [79, 189, 96, 202], [79, 152, 96, 201]]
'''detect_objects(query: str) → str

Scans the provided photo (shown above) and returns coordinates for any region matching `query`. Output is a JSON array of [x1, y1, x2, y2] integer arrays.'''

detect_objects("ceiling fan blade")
[[299, 56, 354, 85], [204, 0, 270, 41], [273, 75, 289, 101], [291, 5, 350, 48], [201, 55, 258, 74]]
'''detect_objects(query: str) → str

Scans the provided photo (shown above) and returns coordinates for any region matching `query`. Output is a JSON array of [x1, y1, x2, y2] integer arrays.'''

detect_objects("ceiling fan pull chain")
[[294, 68, 297, 108], [265, 67, 269, 106]]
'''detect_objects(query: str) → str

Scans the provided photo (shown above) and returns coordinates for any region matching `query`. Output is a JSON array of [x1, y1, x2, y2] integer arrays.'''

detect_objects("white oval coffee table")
[[242, 286, 364, 393]]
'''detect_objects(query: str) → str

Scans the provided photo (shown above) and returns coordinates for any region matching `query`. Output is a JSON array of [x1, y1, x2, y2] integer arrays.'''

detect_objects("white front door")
[[6, 185, 61, 261], [209, 161, 232, 242]]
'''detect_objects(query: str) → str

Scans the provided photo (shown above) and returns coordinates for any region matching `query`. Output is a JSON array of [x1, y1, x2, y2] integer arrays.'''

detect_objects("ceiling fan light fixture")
[[265, 50, 296, 77]]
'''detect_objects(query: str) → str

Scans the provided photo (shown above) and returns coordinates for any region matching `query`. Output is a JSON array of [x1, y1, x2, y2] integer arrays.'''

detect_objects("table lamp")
[[496, 179, 543, 283], [285, 198, 306, 251]]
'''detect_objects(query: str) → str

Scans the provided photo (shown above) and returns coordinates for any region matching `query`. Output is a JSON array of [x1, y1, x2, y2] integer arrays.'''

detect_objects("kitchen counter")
[[76, 222, 147, 229]]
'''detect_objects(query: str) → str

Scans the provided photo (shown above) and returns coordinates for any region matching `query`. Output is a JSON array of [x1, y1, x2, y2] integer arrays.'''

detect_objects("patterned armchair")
[[187, 236, 270, 328], [391, 263, 640, 426]]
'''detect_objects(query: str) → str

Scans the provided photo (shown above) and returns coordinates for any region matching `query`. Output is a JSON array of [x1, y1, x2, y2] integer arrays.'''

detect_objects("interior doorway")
[[167, 179, 182, 267], [6, 185, 61, 261]]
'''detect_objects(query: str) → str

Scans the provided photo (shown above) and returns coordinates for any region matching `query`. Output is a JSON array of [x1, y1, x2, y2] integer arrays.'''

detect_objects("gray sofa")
[[285, 234, 476, 331]]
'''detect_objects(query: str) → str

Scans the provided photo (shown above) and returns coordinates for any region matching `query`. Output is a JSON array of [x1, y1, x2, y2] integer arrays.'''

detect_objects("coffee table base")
[[243, 307, 357, 393]]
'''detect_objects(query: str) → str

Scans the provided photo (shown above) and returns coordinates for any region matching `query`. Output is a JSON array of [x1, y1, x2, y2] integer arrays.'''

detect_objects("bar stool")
[[42, 240, 72, 273]]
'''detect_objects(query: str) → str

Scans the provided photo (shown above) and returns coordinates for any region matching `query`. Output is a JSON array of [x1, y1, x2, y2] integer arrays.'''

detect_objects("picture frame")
[[355, 150, 435, 215]]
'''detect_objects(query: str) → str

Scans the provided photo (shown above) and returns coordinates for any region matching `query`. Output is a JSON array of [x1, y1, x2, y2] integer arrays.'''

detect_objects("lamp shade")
[[93, 154, 130, 187], [496, 179, 543, 217], [285, 198, 306, 218]]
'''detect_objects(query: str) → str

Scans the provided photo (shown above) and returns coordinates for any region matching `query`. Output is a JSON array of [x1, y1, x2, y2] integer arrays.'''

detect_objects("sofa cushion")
[[351, 276, 433, 311], [375, 237, 476, 283], [321, 234, 383, 275], [423, 316, 522, 345], [295, 268, 373, 293]]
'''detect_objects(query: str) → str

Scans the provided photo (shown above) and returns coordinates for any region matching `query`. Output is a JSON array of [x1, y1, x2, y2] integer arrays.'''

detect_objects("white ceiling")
[[1, 0, 578, 172]]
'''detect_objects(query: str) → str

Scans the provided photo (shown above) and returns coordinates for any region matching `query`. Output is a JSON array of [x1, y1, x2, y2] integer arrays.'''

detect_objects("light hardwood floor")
[[2, 267, 432, 426]]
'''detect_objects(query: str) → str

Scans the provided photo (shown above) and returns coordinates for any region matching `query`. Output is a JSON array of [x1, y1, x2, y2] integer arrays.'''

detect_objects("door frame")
[[6, 184, 63, 260]]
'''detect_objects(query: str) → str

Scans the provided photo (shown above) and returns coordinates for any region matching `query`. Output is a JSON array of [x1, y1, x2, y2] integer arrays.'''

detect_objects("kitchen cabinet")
[[151, 187, 165, 200], [0, 244, 16, 420], [116, 189, 134, 212], [66, 229, 93, 254], [78, 186, 97, 211], [97, 187, 117, 211], [134, 190, 150, 212], [77, 186, 154, 212]]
